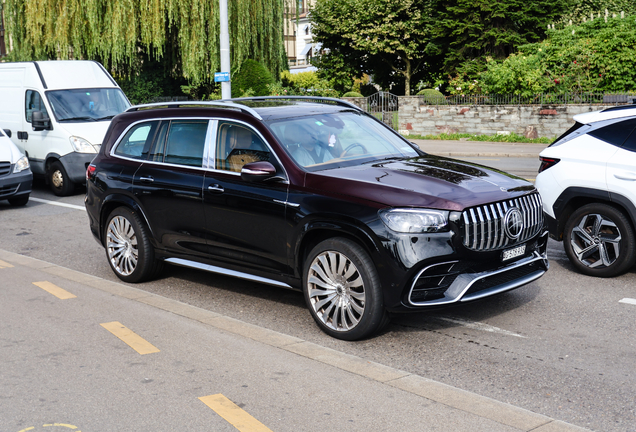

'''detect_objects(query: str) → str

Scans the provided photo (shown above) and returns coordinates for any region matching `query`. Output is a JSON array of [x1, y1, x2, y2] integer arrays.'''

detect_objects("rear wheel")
[[563, 203, 636, 277], [49, 160, 75, 196], [303, 238, 388, 340], [104, 207, 162, 283]]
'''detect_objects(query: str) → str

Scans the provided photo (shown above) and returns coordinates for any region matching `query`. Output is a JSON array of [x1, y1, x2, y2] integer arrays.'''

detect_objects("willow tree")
[[2, 0, 285, 85]]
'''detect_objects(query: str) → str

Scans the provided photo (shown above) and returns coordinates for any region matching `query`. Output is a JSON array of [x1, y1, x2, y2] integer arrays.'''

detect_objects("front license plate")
[[502, 244, 526, 261]]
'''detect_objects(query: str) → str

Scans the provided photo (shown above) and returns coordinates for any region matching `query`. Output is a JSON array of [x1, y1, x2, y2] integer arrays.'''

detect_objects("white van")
[[0, 60, 131, 195]]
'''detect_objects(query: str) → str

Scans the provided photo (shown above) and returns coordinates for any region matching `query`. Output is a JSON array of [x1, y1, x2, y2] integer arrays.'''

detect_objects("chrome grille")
[[461, 193, 543, 251]]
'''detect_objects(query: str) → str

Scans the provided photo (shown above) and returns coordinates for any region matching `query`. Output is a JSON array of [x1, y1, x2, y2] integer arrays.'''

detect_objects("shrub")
[[232, 59, 274, 97], [416, 88, 446, 104], [279, 70, 339, 97], [342, 91, 363, 97]]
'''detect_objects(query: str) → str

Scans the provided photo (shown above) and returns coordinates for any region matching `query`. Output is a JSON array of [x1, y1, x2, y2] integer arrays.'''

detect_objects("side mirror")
[[3, 129, 11, 138], [410, 141, 420, 149], [241, 161, 279, 182], [32, 111, 52, 131]]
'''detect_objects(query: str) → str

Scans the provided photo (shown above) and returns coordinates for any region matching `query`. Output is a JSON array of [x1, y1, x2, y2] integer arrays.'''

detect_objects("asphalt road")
[[1, 160, 635, 432]]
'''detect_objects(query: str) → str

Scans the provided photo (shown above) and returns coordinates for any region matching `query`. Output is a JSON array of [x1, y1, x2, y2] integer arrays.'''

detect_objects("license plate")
[[502, 244, 526, 261]]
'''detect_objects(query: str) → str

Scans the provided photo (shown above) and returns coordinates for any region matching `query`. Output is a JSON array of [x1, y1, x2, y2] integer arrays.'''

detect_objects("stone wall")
[[343, 96, 619, 138]]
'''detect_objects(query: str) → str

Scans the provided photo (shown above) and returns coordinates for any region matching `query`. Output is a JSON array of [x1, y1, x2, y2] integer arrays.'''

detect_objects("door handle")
[[139, 176, 154, 182], [207, 184, 224, 193], [614, 172, 636, 181]]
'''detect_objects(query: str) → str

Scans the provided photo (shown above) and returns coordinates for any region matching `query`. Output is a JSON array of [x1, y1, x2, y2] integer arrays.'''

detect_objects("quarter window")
[[215, 122, 270, 172], [25, 90, 50, 123], [114, 121, 159, 159]]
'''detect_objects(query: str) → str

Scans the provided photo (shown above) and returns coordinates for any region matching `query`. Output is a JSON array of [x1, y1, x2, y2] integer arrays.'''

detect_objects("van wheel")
[[49, 161, 75, 196], [303, 238, 388, 340], [104, 207, 163, 283], [563, 203, 636, 277]]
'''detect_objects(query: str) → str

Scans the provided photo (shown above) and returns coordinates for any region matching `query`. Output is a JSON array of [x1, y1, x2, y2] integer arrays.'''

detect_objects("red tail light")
[[538, 157, 560, 173], [86, 164, 97, 181]]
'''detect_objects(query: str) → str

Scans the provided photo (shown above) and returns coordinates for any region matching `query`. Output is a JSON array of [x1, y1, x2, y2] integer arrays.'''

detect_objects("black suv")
[[86, 97, 549, 340]]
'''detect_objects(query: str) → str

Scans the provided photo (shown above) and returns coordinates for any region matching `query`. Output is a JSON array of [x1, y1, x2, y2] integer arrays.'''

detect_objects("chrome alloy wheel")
[[570, 213, 621, 268], [106, 215, 139, 276], [307, 251, 366, 332], [51, 169, 64, 188]]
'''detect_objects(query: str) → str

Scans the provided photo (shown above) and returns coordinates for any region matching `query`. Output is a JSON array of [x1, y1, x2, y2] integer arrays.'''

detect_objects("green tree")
[[2, 0, 285, 86], [433, 0, 570, 77], [232, 59, 274, 97], [311, 0, 434, 95], [468, 15, 636, 95]]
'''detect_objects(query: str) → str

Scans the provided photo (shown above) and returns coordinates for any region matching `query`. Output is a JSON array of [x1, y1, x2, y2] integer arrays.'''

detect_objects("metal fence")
[[420, 93, 636, 106]]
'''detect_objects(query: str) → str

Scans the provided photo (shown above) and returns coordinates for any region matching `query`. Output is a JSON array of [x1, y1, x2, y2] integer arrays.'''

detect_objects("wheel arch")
[[99, 194, 155, 246], [552, 187, 636, 240], [294, 220, 380, 280]]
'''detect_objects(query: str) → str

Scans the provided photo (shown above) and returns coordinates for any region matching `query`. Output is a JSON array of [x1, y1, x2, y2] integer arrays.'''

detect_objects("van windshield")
[[46, 88, 131, 122]]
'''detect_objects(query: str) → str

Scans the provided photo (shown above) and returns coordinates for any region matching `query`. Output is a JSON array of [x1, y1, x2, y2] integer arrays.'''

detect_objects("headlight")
[[70, 136, 97, 153], [13, 156, 30, 173], [379, 208, 449, 233]]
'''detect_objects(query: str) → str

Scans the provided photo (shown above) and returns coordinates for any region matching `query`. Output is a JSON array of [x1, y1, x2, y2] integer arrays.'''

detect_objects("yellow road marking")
[[199, 394, 273, 432], [33, 281, 76, 300], [100, 321, 160, 355], [0, 259, 14, 268], [43, 425, 79, 429]]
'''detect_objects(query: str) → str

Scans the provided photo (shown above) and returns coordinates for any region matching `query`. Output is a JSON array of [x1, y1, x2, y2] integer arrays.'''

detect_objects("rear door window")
[[163, 120, 209, 167], [588, 118, 636, 147]]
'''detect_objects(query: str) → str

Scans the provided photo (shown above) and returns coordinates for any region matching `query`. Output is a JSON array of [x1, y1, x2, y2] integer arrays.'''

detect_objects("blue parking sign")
[[214, 72, 230, 82]]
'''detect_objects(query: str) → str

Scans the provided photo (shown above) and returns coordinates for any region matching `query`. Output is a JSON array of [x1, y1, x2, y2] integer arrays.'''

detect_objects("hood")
[[0, 136, 25, 163], [305, 155, 535, 211], [55, 121, 111, 146]]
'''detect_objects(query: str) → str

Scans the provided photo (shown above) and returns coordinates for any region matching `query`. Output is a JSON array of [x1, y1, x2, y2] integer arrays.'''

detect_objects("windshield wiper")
[[59, 116, 96, 122], [94, 115, 116, 121]]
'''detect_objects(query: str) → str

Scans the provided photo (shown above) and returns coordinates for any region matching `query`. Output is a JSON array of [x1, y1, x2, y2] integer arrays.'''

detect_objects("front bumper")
[[0, 169, 33, 200], [406, 230, 549, 307]]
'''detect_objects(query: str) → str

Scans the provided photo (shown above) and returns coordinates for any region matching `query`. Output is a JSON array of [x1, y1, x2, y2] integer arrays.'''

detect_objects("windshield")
[[266, 111, 419, 171], [46, 88, 131, 122]]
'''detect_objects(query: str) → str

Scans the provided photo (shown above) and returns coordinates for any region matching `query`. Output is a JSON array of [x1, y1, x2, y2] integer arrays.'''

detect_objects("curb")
[[0, 249, 592, 432]]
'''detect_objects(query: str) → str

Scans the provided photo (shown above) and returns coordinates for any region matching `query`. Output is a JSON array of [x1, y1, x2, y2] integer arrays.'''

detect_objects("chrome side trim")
[[408, 251, 548, 307], [164, 257, 293, 289]]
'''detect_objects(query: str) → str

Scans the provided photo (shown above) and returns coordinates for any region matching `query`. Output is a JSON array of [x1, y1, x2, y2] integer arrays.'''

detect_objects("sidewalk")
[[0, 248, 590, 432], [411, 139, 547, 158]]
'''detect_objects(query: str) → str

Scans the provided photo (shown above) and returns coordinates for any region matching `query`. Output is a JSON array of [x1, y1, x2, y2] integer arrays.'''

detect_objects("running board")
[[165, 258, 294, 289]]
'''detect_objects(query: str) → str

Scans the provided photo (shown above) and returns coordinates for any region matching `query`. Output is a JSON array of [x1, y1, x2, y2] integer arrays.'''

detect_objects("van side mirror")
[[2, 129, 11, 138], [32, 111, 52, 131]]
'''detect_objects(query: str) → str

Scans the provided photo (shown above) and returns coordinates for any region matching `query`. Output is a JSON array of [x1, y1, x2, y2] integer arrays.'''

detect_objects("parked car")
[[86, 97, 549, 340], [536, 105, 636, 277], [0, 128, 32, 206], [0, 60, 131, 196]]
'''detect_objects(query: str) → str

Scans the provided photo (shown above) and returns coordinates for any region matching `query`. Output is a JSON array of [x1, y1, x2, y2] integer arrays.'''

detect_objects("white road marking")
[[619, 298, 636, 306], [30, 197, 86, 211], [436, 316, 527, 338]]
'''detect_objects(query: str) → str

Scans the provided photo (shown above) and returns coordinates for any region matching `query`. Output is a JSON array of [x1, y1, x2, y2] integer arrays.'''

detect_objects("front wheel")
[[104, 207, 162, 283], [563, 203, 636, 277], [303, 238, 388, 340], [48, 160, 75, 196]]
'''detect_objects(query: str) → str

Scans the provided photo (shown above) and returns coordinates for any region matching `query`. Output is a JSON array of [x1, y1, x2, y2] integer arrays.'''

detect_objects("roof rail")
[[125, 101, 263, 120], [225, 96, 364, 112]]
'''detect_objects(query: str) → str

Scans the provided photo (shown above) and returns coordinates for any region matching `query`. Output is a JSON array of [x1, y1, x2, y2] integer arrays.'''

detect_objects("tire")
[[303, 237, 388, 340], [563, 203, 636, 277], [104, 207, 163, 283], [8, 194, 29, 206], [49, 160, 75, 196]]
